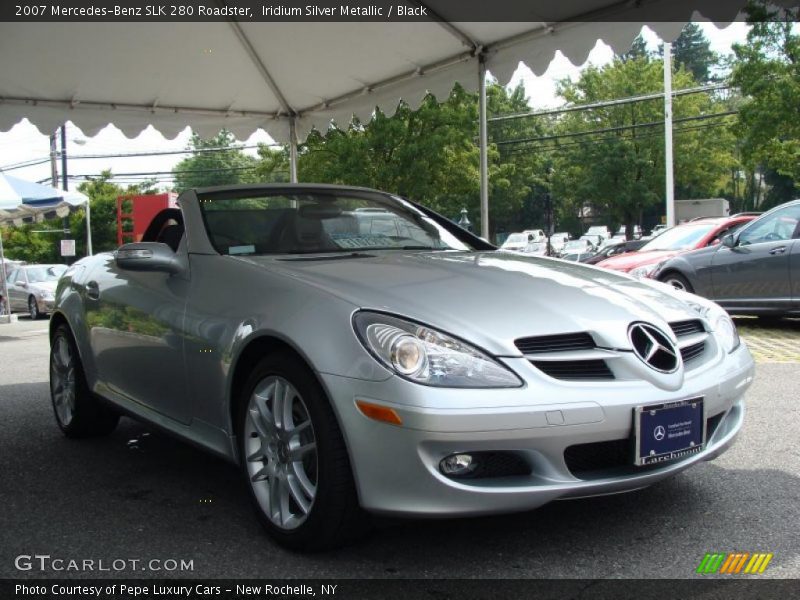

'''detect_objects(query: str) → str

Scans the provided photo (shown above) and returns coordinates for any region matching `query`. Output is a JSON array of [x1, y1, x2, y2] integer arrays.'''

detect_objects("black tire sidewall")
[[50, 325, 118, 437], [29, 296, 39, 320], [237, 353, 357, 550], [662, 272, 693, 293]]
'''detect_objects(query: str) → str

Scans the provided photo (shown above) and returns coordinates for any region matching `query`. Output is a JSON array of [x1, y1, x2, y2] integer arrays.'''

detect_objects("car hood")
[[238, 251, 703, 356], [596, 250, 679, 272]]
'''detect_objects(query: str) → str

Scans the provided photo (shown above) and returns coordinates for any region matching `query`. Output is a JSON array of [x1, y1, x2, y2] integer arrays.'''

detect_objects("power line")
[[494, 111, 738, 146], [488, 83, 731, 123]]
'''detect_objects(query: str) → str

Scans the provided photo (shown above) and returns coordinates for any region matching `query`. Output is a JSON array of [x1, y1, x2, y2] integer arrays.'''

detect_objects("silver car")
[[6, 263, 66, 319], [49, 184, 754, 550]]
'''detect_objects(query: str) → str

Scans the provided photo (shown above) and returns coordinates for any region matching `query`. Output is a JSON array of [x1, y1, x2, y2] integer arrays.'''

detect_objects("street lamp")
[[457, 207, 472, 232]]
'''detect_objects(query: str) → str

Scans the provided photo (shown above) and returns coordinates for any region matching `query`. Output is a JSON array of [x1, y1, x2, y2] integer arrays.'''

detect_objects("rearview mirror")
[[721, 234, 736, 249], [115, 242, 182, 274]]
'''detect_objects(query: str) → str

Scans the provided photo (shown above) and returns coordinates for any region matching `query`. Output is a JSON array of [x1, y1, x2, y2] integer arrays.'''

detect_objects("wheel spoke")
[[278, 474, 292, 525], [290, 460, 316, 499], [286, 472, 311, 514], [280, 383, 295, 431], [287, 419, 311, 441], [57, 339, 70, 369], [251, 465, 270, 482], [290, 442, 316, 462], [268, 472, 282, 522]]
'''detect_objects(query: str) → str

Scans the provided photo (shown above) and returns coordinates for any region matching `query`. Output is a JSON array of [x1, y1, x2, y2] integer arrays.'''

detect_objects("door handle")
[[769, 246, 787, 255], [86, 280, 100, 300]]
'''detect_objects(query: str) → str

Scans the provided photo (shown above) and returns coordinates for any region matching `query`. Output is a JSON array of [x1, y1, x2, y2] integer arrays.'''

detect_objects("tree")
[[623, 34, 652, 62], [254, 83, 550, 237], [671, 22, 718, 83], [172, 130, 258, 192], [551, 56, 734, 237], [730, 2, 800, 183]]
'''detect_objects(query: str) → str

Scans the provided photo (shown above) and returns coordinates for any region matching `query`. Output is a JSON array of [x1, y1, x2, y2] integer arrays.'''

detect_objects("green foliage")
[[551, 55, 734, 235], [671, 22, 718, 83], [731, 2, 800, 183], [172, 130, 258, 192]]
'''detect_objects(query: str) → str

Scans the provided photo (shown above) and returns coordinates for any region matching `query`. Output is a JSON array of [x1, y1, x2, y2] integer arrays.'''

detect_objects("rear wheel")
[[28, 296, 40, 320], [661, 272, 693, 293], [50, 324, 119, 437], [238, 354, 366, 550]]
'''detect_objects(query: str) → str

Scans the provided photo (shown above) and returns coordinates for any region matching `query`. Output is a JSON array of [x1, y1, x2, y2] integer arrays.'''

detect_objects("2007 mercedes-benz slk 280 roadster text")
[[49, 184, 754, 550]]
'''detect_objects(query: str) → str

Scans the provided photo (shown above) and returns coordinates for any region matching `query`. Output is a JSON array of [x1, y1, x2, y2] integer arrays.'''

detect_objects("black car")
[[583, 239, 648, 265], [653, 200, 800, 317]]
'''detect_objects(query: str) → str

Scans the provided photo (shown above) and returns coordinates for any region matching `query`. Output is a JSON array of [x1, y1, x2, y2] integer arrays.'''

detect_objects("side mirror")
[[721, 234, 736, 249], [115, 242, 182, 274]]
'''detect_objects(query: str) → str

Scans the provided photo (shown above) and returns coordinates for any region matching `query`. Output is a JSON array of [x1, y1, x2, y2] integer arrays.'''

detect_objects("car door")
[[8, 269, 27, 311], [710, 204, 800, 312], [86, 236, 191, 424]]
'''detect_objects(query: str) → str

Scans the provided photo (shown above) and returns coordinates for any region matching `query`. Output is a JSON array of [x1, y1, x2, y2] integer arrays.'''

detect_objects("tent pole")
[[289, 117, 298, 183], [0, 230, 9, 321], [478, 56, 489, 241], [85, 199, 93, 256]]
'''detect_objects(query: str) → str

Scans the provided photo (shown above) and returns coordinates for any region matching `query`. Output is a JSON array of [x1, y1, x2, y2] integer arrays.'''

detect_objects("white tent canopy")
[[0, 0, 774, 237]]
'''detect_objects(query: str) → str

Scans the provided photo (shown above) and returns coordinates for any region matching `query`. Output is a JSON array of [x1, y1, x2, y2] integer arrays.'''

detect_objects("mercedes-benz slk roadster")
[[49, 185, 754, 550]]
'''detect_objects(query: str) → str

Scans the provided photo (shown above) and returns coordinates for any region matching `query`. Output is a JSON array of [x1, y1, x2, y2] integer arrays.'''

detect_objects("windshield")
[[25, 265, 66, 283], [639, 223, 716, 251], [199, 191, 474, 256]]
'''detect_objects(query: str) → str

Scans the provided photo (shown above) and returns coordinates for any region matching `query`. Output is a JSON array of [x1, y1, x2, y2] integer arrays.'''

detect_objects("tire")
[[28, 295, 40, 320], [237, 353, 366, 551], [50, 324, 119, 438], [661, 272, 693, 294]]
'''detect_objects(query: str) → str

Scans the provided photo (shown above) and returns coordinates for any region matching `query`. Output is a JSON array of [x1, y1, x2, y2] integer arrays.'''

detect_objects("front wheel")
[[661, 272, 694, 294], [50, 324, 119, 437], [28, 296, 40, 320], [238, 354, 365, 550]]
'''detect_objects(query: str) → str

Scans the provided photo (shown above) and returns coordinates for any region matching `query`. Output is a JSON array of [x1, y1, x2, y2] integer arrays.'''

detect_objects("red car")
[[595, 215, 757, 278]]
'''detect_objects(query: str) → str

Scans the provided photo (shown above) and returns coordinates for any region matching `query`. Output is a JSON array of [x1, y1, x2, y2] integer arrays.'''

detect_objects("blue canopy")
[[0, 173, 87, 211]]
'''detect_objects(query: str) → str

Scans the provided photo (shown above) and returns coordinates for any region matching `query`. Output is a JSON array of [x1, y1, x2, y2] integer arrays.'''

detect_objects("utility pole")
[[664, 41, 675, 227], [49, 131, 59, 188], [60, 125, 68, 191]]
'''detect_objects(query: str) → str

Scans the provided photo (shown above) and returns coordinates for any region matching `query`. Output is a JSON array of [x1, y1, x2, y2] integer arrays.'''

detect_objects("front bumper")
[[321, 342, 754, 517]]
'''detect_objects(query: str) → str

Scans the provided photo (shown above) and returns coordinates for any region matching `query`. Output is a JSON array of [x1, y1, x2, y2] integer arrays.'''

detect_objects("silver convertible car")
[[50, 184, 754, 550]]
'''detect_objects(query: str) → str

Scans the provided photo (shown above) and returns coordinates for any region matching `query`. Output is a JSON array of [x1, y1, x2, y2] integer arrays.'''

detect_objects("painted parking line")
[[735, 319, 800, 364]]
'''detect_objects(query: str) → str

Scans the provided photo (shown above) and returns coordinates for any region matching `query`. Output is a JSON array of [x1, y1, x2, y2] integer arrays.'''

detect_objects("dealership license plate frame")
[[634, 398, 706, 466]]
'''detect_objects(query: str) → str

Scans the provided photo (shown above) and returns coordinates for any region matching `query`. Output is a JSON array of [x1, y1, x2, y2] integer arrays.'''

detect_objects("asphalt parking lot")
[[0, 316, 798, 579]]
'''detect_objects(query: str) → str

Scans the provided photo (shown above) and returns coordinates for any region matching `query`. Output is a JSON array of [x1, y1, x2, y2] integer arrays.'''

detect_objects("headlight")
[[628, 263, 660, 279], [713, 314, 740, 353], [353, 311, 522, 388]]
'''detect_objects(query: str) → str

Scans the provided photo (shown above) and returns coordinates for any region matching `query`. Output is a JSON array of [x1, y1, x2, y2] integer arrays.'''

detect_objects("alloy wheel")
[[665, 278, 687, 292], [243, 376, 318, 530], [50, 335, 76, 427]]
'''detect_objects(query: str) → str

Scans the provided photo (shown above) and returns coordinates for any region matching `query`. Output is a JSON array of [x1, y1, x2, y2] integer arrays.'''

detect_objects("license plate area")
[[635, 398, 705, 466]]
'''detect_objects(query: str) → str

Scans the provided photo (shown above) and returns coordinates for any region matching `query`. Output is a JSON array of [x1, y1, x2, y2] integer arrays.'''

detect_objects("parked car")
[[653, 200, 800, 316], [650, 224, 669, 237], [585, 225, 611, 242], [614, 225, 643, 240], [1, 258, 26, 315], [49, 184, 753, 550], [5, 263, 67, 319], [500, 232, 533, 252], [550, 232, 570, 254], [583, 239, 648, 265], [595, 215, 757, 279], [559, 238, 595, 258], [579, 234, 602, 249]]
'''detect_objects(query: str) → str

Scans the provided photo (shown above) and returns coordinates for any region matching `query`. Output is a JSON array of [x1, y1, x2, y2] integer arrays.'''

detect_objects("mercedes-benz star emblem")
[[654, 425, 666, 441], [628, 322, 680, 373]]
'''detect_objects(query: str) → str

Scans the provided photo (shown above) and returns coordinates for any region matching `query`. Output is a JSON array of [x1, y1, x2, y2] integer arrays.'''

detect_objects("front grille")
[[670, 319, 705, 337], [564, 412, 726, 478], [515, 332, 595, 354], [564, 438, 632, 477], [531, 359, 615, 381], [681, 341, 706, 363]]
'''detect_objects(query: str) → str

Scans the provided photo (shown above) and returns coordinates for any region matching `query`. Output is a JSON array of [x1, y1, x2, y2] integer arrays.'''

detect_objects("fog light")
[[440, 453, 476, 476]]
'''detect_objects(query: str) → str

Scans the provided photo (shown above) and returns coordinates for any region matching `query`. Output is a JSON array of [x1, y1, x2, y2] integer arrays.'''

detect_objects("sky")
[[0, 21, 750, 192]]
